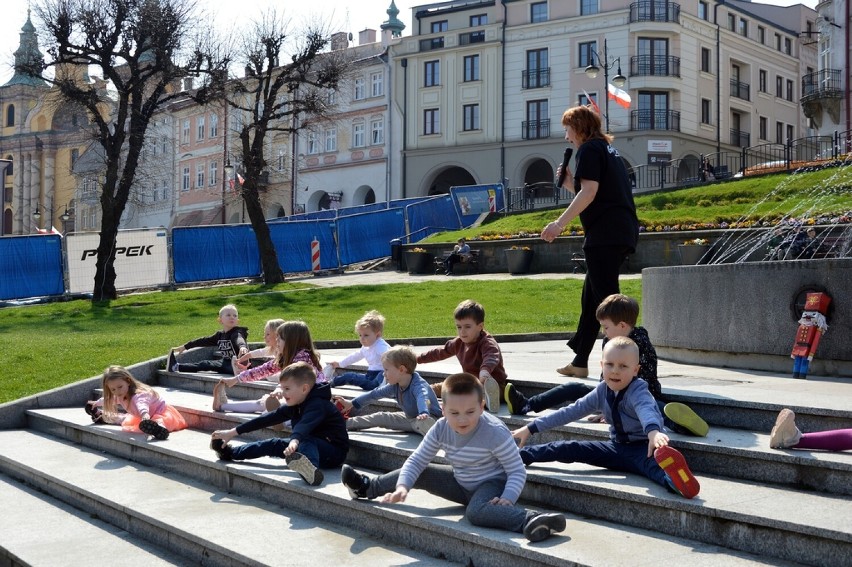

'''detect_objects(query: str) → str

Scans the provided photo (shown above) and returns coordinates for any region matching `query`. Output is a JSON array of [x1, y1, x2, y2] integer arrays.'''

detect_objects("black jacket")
[[184, 326, 248, 359]]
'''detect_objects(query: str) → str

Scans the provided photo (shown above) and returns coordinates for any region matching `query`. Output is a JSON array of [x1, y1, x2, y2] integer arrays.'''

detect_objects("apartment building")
[[805, 0, 850, 138], [393, 0, 819, 194]]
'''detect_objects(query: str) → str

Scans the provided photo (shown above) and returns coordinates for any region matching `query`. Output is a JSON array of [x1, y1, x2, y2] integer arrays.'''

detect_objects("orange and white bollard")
[[311, 238, 320, 273]]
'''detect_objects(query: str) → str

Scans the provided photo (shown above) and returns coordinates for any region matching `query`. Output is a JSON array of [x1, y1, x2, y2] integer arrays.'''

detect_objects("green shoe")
[[664, 402, 709, 437]]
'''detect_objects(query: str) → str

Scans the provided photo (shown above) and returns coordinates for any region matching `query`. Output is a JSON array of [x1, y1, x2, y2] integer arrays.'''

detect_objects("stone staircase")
[[0, 343, 850, 566]]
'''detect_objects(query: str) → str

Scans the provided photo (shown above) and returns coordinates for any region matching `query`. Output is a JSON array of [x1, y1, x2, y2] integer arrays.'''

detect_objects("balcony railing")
[[730, 128, 751, 147], [630, 55, 680, 78], [419, 37, 444, 52], [630, 1, 680, 23], [730, 79, 750, 101], [522, 119, 550, 140], [522, 68, 551, 89], [630, 109, 681, 131], [459, 30, 485, 45], [801, 69, 842, 101]]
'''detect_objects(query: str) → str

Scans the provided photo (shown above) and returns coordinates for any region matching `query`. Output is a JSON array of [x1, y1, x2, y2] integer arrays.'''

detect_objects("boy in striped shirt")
[[341, 372, 566, 542]]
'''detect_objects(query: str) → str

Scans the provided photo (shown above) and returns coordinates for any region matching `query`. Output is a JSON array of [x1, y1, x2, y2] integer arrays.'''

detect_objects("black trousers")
[[567, 246, 629, 367]]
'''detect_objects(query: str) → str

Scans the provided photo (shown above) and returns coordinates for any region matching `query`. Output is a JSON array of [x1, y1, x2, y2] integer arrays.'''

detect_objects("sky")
[[0, 0, 819, 84], [0, 0, 416, 84]]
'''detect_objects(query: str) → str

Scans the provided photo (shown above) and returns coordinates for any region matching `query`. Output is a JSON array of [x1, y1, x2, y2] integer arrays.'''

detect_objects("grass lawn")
[[0, 278, 642, 404]]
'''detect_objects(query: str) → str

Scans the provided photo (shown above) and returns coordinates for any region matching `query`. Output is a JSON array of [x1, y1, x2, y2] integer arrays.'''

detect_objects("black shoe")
[[285, 452, 324, 486], [210, 438, 234, 461], [166, 350, 178, 372], [523, 512, 567, 542], [341, 464, 370, 499], [84, 404, 105, 424], [139, 419, 169, 440], [504, 383, 529, 415]]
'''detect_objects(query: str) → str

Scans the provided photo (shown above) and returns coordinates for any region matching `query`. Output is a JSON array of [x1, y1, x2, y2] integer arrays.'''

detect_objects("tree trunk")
[[92, 211, 120, 301], [242, 182, 285, 284]]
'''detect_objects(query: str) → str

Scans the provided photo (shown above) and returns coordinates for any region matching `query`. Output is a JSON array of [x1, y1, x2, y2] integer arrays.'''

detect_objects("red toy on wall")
[[791, 292, 832, 379]]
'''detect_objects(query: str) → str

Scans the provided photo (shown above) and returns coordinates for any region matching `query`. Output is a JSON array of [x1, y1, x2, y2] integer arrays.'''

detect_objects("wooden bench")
[[434, 250, 480, 274]]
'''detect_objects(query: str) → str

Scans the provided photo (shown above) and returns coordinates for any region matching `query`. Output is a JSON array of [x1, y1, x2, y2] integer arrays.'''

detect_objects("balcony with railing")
[[630, 55, 680, 78], [730, 128, 751, 147], [419, 36, 445, 52], [730, 79, 750, 101], [522, 68, 551, 89], [459, 30, 485, 45], [630, 1, 680, 23], [801, 69, 842, 102], [522, 119, 550, 140], [630, 109, 680, 131]]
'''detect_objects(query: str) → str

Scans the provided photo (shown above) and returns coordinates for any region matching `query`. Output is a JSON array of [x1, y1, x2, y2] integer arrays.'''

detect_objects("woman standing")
[[541, 105, 639, 377]]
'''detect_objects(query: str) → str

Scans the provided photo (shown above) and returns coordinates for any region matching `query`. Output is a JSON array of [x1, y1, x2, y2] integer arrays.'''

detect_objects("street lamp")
[[33, 206, 41, 221], [584, 39, 627, 133], [223, 158, 234, 225]]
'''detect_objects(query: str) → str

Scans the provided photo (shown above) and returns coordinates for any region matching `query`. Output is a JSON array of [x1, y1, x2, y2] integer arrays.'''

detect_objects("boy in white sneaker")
[[341, 373, 567, 542], [328, 310, 390, 391]]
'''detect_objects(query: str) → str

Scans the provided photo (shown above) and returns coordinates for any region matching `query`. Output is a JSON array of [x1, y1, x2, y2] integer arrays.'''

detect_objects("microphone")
[[555, 147, 573, 189]]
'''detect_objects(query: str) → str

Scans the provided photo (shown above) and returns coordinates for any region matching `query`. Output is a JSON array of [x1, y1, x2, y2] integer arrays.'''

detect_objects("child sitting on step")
[[85, 365, 186, 440], [770, 408, 852, 451], [212, 320, 326, 416], [167, 303, 249, 375], [327, 310, 391, 391], [210, 362, 348, 486], [512, 337, 701, 499], [504, 294, 709, 437], [230, 318, 285, 374], [334, 345, 442, 436], [341, 372, 567, 542]]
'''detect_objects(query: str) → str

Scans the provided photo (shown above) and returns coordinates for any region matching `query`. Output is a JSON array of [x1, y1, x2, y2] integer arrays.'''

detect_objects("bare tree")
[[23, 0, 227, 301], [226, 11, 349, 284]]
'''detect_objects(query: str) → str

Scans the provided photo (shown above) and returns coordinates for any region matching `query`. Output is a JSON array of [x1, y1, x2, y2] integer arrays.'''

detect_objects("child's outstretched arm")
[[512, 425, 532, 448], [647, 429, 670, 457], [381, 486, 409, 503], [212, 427, 238, 443]]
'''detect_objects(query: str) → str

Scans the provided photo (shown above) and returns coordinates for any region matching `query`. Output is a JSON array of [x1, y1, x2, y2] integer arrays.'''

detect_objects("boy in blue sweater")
[[334, 346, 442, 436], [512, 337, 700, 499], [340, 373, 567, 542]]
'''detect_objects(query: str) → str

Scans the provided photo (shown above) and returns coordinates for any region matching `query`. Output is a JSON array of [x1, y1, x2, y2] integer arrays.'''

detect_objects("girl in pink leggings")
[[769, 408, 852, 451]]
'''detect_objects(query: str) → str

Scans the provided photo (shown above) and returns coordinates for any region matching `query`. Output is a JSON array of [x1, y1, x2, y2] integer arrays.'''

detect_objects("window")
[[182, 167, 190, 190], [71, 148, 79, 168], [578, 91, 598, 107], [162, 137, 169, 154], [424, 108, 440, 135], [307, 132, 319, 154], [182, 119, 190, 144], [463, 54, 480, 81], [531, 2, 547, 23], [196, 116, 205, 141], [353, 122, 365, 147], [786, 79, 794, 102], [5, 104, 14, 126], [727, 14, 736, 31], [738, 18, 748, 37], [784, 38, 791, 55], [525, 48, 549, 88], [209, 161, 218, 186], [277, 149, 286, 171], [324, 127, 337, 152], [354, 77, 365, 100], [463, 104, 480, 131], [371, 72, 383, 97], [424, 60, 440, 87], [759, 70, 767, 93], [578, 41, 596, 67], [637, 91, 671, 130], [698, 1, 708, 20], [371, 118, 384, 144], [757, 26, 765, 44], [326, 90, 336, 105], [701, 47, 711, 73], [196, 164, 204, 188], [209, 114, 218, 137], [775, 76, 783, 98], [470, 14, 487, 26], [775, 34, 782, 51], [786, 124, 794, 141], [431, 20, 448, 33], [524, 99, 549, 139], [759, 116, 767, 140], [161, 179, 169, 201], [580, 0, 598, 16], [776, 121, 784, 144], [701, 99, 712, 125]]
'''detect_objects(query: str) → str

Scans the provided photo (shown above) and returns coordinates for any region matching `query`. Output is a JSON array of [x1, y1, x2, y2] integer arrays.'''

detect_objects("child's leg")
[[794, 429, 852, 451], [332, 370, 379, 389], [220, 399, 266, 413], [346, 411, 414, 432], [366, 463, 467, 502], [527, 382, 594, 413], [229, 438, 290, 461], [465, 477, 536, 533], [298, 435, 348, 468], [520, 440, 614, 467], [178, 359, 233, 374]]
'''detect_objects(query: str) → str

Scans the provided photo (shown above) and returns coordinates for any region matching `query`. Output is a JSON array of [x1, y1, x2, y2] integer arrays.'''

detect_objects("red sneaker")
[[654, 446, 700, 499]]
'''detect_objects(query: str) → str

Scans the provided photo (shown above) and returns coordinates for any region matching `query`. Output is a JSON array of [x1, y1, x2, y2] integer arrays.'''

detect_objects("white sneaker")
[[285, 452, 323, 486], [483, 376, 501, 414], [769, 408, 802, 449]]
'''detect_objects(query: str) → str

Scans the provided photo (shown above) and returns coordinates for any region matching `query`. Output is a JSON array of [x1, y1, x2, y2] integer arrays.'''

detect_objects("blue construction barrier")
[[269, 220, 338, 272], [172, 225, 261, 284], [338, 208, 406, 265], [0, 234, 65, 300], [406, 195, 462, 239]]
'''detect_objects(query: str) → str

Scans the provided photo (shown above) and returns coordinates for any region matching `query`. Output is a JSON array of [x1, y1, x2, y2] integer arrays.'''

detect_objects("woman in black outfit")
[[541, 105, 639, 377]]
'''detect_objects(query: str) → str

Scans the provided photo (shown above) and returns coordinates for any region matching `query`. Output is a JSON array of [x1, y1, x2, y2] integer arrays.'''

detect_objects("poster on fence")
[[66, 229, 169, 294], [450, 184, 504, 227]]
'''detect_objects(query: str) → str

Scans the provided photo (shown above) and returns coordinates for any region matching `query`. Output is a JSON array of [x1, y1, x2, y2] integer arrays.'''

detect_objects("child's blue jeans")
[[229, 435, 347, 468], [331, 369, 383, 390]]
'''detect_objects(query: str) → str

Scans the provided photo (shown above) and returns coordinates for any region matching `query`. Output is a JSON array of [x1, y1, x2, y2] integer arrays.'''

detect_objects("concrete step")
[[0, 430, 454, 567], [0, 473, 190, 567], [3, 423, 796, 567], [24, 406, 852, 566], [157, 385, 852, 497]]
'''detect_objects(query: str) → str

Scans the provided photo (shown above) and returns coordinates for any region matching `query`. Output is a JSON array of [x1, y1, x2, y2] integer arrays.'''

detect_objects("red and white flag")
[[607, 83, 632, 109], [582, 89, 601, 115], [237, 173, 245, 186]]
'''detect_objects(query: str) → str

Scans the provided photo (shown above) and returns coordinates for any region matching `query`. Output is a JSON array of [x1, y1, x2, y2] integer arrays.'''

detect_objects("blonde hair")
[[382, 345, 417, 374], [101, 365, 158, 421], [602, 336, 640, 360], [275, 320, 321, 371], [219, 304, 238, 316], [264, 318, 286, 354], [356, 310, 385, 333]]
